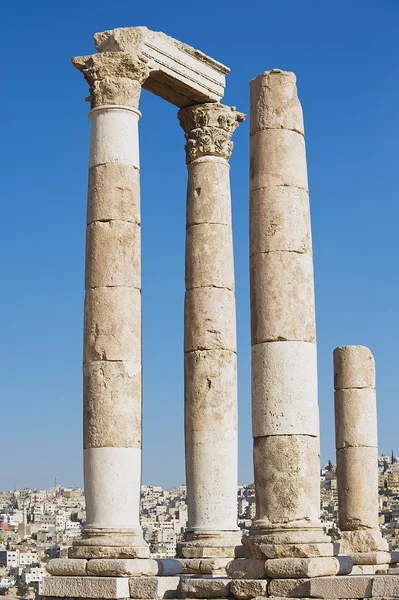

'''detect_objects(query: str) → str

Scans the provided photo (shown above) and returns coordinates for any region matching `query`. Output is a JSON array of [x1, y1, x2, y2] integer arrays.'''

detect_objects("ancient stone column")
[[177, 103, 245, 562], [245, 70, 338, 578], [69, 52, 150, 559], [334, 345, 389, 564]]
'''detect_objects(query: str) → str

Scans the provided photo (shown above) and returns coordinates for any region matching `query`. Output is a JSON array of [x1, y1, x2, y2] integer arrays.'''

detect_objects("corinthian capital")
[[72, 52, 150, 109], [178, 103, 245, 164]]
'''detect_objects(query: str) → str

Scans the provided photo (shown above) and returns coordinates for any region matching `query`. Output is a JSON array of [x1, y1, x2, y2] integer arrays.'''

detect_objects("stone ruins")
[[42, 25, 399, 600]]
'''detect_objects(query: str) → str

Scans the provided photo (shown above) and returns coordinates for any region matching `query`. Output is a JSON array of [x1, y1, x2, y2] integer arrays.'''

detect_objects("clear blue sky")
[[1, 1, 398, 491]]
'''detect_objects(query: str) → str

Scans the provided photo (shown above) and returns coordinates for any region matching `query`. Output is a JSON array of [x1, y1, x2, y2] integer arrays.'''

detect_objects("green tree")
[[16, 581, 29, 598], [327, 460, 333, 471]]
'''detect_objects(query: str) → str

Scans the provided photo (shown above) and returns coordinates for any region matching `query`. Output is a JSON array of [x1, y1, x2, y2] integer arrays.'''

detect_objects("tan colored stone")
[[226, 558, 266, 579], [351, 564, 377, 574], [350, 552, 391, 565], [93, 26, 229, 108], [87, 164, 140, 225], [178, 544, 237, 559], [185, 223, 234, 290], [180, 577, 231, 598], [250, 252, 315, 344], [72, 52, 147, 110], [265, 557, 339, 578], [268, 578, 311, 597], [85, 221, 140, 289], [184, 287, 236, 352], [256, 542, 333, 560], [184, 349, 236, 432], [186, 158, 232, 226], [245, 530, 329, 548], [41, 576, 129, 598], [250, 186, 311, 256], [179, 558, 230, 574], [337, 447, 380, 531], [86, 558, 160, 576], [46, 559, 87, 576], [230, 579, 268, 599], [185, 428, 238, 532], [253, 435, 320, 525], [250, 70, 304, 135], [129, 576, 180, 599], [339, 530, 388, 554], [84, 287, 141, 362], [252, 341, 318, 437], [334, 388, 377, 449], [250, 129, 308, 192], [308, 574, 373, 598], [83, 361, 141, 449], [334, 345, 375, 390], [68, 544, 149, 559], [179, 103, 244, 164]]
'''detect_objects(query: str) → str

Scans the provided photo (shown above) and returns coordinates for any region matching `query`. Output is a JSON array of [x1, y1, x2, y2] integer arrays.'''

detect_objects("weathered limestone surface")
[[253, 435, 321, 525], [265, 557, 340, 579], [249, 68, 330, 569], [230, 579, 268, 599], [72, 42, 147, 561], [226, 558, 266, 579], [178, 103, 244, 561], [334, 388, 378, 449], [334, 345, 375, 390], [252, 342, 318, 437], [268, 577, 311, 597], [87, 163, 140, 225], [180, 577, 231, 598], [250, 186, 311, 256], [93, 26, 229, 107], [250, 252, 316, 345], [129, 576, 181, 599], [180, 558, 231, 574], [46, 559, 88, 576], [336, 446, 380, 530], [81, 558, 181, 577], [307, 574, 374, 598], [42, 576, 130, 598], [334, 346, 387, 559]]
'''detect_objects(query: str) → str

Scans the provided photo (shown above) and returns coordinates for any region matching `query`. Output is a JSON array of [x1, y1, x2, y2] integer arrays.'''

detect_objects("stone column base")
[[244, 522, 333, 560], [177, 530, 242, 560], [70, 530, 150, 559], [47, 558, 182, 577]]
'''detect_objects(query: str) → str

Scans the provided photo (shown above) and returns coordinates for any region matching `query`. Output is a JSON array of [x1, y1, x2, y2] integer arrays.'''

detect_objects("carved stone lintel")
[[72, 52, 150, 109], [178, 103, 245, 164]]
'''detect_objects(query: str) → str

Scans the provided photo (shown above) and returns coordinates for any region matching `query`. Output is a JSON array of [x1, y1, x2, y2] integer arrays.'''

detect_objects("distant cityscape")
[[1, 453, 399, 596]]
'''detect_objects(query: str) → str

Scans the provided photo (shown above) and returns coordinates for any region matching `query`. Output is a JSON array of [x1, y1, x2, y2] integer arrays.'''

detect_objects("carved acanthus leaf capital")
[[72, 52, 150, 109], [178, 103, 245, 164]]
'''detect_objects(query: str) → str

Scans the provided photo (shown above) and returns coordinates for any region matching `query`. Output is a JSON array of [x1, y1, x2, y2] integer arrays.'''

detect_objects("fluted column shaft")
[[70, 52, 149, 559], [248, 70, 330, 555], [177, 103, 244, 557], [334, 345, 388, 555]]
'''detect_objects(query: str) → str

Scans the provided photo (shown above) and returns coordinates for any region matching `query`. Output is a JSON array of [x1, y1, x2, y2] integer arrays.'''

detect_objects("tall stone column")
[[245, 70, 337, 579], [177, 103, 245, 563], [69, 52, 150, 559], [334, 345, 388, 564]]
